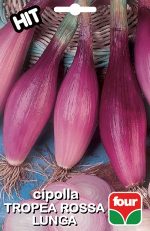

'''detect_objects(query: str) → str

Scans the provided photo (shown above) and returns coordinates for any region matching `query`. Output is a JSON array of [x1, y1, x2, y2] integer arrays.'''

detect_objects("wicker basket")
[[0, 0, 138, 69]]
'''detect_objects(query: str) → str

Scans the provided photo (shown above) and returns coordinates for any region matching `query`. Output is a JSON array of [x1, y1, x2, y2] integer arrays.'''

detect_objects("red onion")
[[32, 180, 107, 231], [0, 0, 50, 113], [67, 174, 112, 210], [0, 13, 78, 193], [3, 200, 50, 231], [40, 175, 111, 211], [37, 176, 111, 211], [54, 1, 99, 171], [135, 0, 150, 104], [99, 0, 147, 190], [52, 198, 106, 231]]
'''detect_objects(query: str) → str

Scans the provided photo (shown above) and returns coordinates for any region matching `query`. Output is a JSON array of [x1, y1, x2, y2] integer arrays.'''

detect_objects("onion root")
[[130, 185, 150, 209], [0, 156, 38, 195]]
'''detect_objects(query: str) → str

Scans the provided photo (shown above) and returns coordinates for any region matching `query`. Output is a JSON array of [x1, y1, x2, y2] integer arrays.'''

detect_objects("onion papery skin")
[[67, 174, 112, 210], [39, 176, 111, 211], [54, 12, 99, 169], [100, 12, 147, 187], [135, 6, 150, 104], [3, 200, 50, 231], [51, 198, 106, 231], [0, 0, 50, 113], [3, 14, 78, 166]]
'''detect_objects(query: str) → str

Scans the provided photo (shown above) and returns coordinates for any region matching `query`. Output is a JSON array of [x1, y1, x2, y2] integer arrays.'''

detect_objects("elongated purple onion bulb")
[[100, 0, 147, 188], [54, 9, 99, 169]]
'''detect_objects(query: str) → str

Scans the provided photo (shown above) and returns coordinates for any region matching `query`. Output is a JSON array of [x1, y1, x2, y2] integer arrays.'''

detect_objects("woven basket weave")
[[0, 0, 138, 69]]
